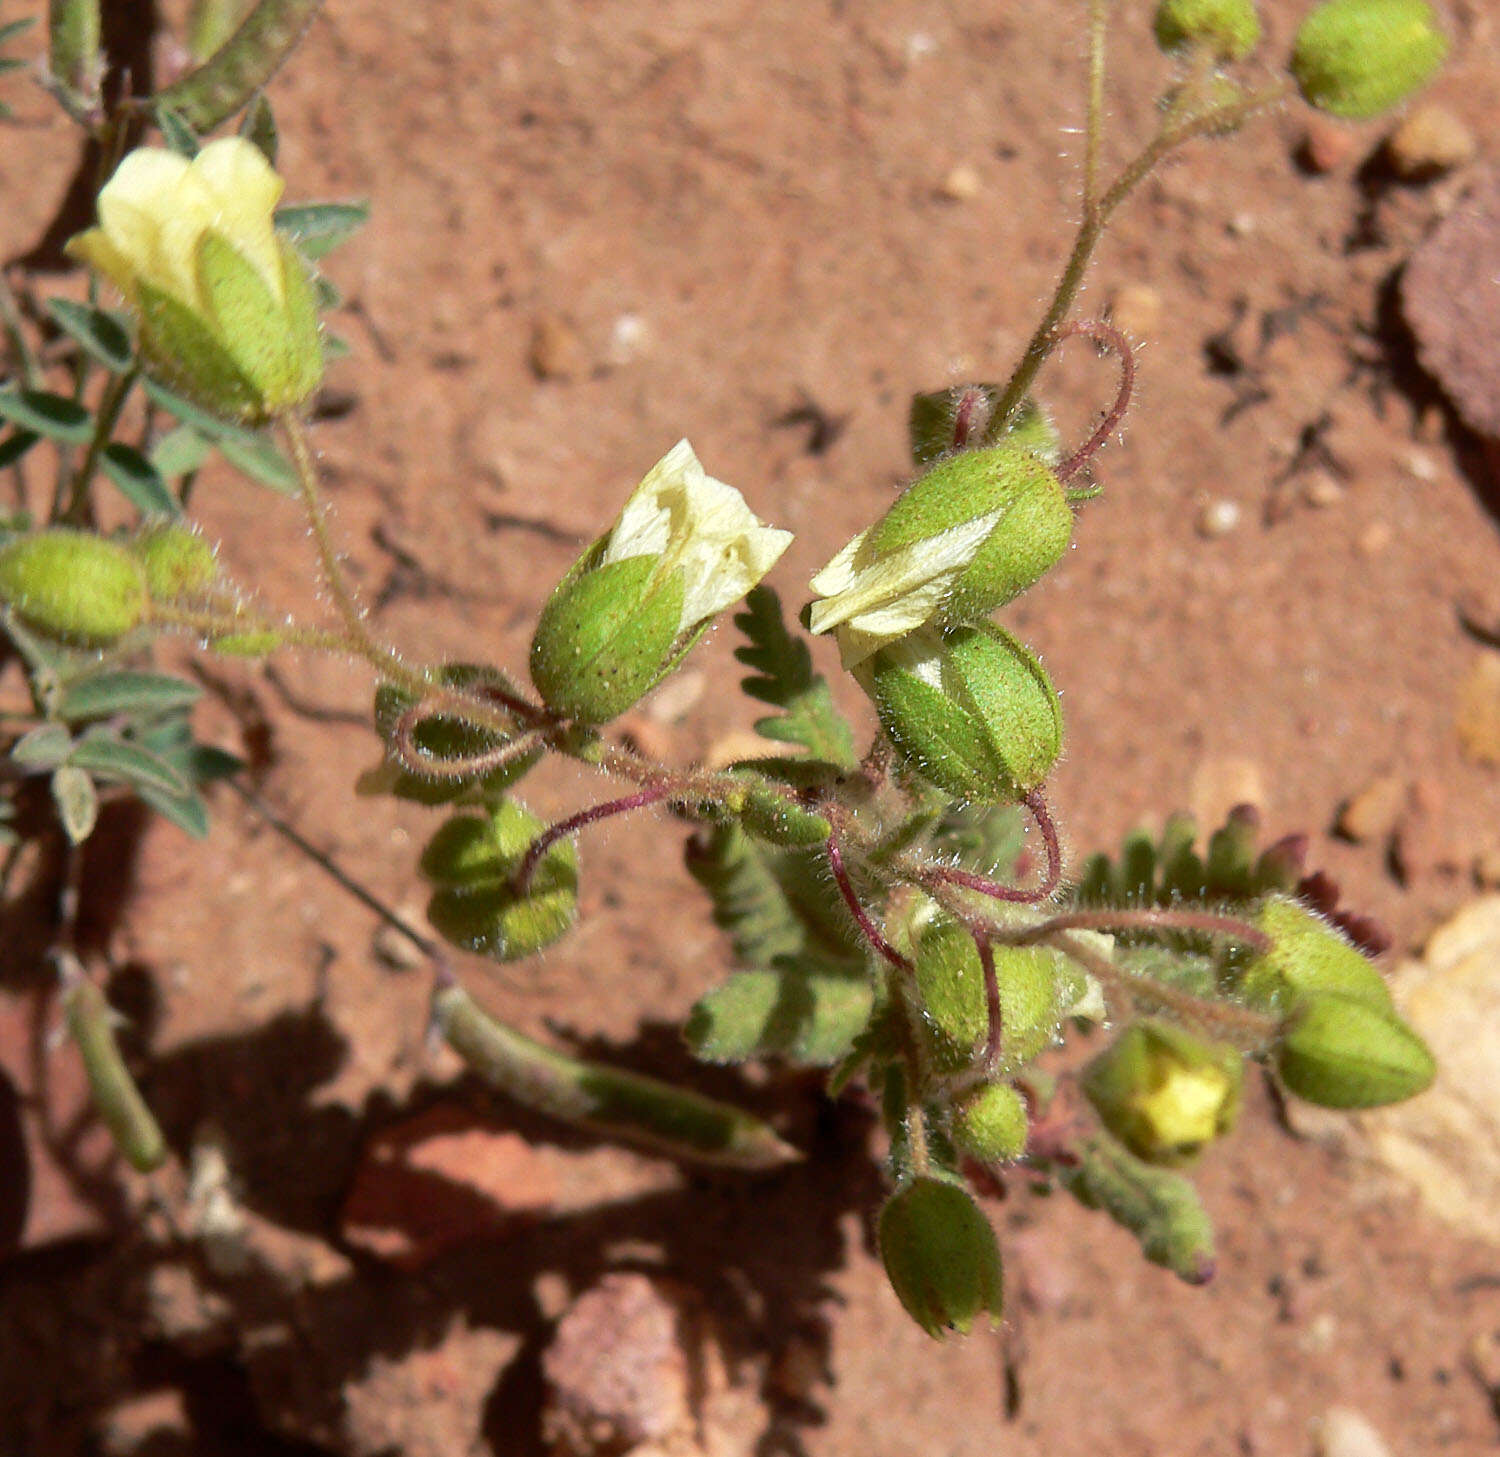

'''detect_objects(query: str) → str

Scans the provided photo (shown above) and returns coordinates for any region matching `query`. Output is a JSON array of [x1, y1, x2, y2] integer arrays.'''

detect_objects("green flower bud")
[[861, 624, 1061, 802], [0, 528, 147, 643], [1154, 0, 1261, 60], [914, 920, 1081, 1072], [67, 139, 323, 423], [809, 443, 1072, 667], [531, 441, 791, 723], [1082, 1020, 1243, 1166], [731, 783, 833, 848], [1240, 895, 1394, 1014], [132, 522, 217, 600], [419, 800, 578, 961], [1291, 0, 1447, 120], [878, 1177, 1004, 1338], [952, 1082, 1030, 1163], [1275, 992, 1435, 1108]]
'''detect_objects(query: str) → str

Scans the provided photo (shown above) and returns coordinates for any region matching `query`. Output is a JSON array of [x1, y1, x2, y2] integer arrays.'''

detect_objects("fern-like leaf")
[[732, 586, 856, 769]]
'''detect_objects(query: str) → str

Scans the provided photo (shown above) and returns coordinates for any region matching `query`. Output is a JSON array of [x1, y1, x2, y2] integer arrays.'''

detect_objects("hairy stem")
[[986, 77, 1292, 440], [513, 784, 673, 893]]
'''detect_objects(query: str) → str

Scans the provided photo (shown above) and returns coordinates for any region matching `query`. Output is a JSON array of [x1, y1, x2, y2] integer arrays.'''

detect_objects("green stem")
[[985, 76, 1292, 440], [62, 367, 136, 524], [1083, 0, 1110, 216]]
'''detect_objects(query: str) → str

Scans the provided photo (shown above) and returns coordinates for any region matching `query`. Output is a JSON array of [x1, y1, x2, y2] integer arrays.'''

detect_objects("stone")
[[1108, 283, 1163, 339], [1299, 115, 1359, 173], [1386, 104, 1476, 180], [1195, 498, 1241, 539], [1362, 896, 1500, 1245], [938, 163, 982, 201], [1456, 652, 1500, 765], [1334, 772, 1407, 844], [1404, 171, 1500, 439], [1314, 1407, 1394, 1457], [529, 314, 588, 382]]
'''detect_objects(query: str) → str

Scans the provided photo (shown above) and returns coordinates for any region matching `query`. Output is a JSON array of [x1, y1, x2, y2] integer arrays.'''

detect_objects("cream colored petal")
[[806, 510, 999, 638], [603, 439, 697, 563], [94, 150, 193, 301], [65, 229, 138, 300], [677, 519, 793, 626], [191, 137, 286, 299], [807, 527, 869, 598]]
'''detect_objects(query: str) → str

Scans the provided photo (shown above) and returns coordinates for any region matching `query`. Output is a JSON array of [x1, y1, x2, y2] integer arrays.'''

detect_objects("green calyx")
[[1239, 895, 1394, 1014], [1274, 992, 1435, 1108], [0, 528, 148, 643], [878, 1177, 1004, 1338], [864, 624, 1062, 802], [868, 443, 1072, 627], [137, 234, 323, 424], [132, 522, 218, 600], [1081, 1020, 1243, 1166], [1291, 0, 1447, 120], [913, 920, 1080, 1074], [529, 542, 692, 724], [1154, 0, 1260, 61], [419, 799, 578, 961]]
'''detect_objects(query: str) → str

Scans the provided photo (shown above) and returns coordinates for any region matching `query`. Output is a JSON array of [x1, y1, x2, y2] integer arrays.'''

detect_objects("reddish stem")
[[924, 787, 1063, 905], [1053, 319, 1135, 485], [977, 933, 1003, 1075], [1015, 906, 1271, 954], [513, 785, 672, 893], [826, 834, 912, 973]]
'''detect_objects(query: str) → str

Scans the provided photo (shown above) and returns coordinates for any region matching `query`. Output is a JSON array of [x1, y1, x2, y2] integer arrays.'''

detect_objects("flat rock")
[[1403, 170, 1500, 438]]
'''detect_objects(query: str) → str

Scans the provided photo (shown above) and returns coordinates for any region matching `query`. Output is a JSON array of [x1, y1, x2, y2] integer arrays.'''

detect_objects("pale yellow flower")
[[807, 512, 1002, 668], [602, 440, 793, 633], [67, 138, 321, 420]]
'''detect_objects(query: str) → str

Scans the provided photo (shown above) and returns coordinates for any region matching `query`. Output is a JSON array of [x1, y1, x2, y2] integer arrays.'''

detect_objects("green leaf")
[[686, 959, 874, 1066], [0, 430, 39, 468], [214, 429, 298, 494], [150, 424, 213, 480], [0, 390, 93, 446], [238, 91, 278, 163], [274, 201, 371, 260], [1057, 1133, 1217, 1285], [57, 670, 202, 722], [46, 300, 134, 373], [732, 586, 856, 768], [11, 722, 73, 770], [51, 764, 98, 844], [684, 822, 805, 970], [0, 17, 37, 44], [101, 442, 179, 516], [69, 731, 190, 797], [156, 104, 200, 156], [136, 783, 210, 838]]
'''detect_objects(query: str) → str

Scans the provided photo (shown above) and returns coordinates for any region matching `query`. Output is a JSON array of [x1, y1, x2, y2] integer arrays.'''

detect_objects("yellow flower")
[[530, 441, 792, 723], [67, 138, 322, 421], [601, 439, 793, 632]]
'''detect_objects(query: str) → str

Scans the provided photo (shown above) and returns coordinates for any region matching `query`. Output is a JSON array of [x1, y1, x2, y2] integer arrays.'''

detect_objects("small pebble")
[[1474, 847, 1500, 890], [1335, 772, 1407, 844], [939, 163, 982, 201], [1299, 116, 1359, 174], [1356, 521, 1393, 556], [1303, 471, 1346, 508], [529, 313, 588, 381], [1386, 104, 1476, 180], [1108, 282, 1163, 339], [373, 917, 427, 971], [1314, 1407, 1394, 1457], [1403, 449, 1439, 483], [606, 312, 650, 366], [1456, 652, 1500, 766], [1196, 498, 1241, 538]]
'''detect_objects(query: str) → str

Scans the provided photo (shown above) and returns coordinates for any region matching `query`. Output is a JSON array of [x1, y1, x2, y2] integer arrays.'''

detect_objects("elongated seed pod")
[[63, 974, 167, 1173], [432, 982, 799, 1170], [152, 0, 324, 135]]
